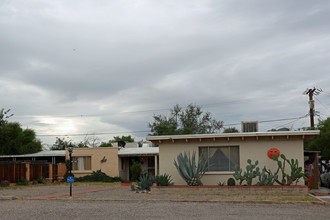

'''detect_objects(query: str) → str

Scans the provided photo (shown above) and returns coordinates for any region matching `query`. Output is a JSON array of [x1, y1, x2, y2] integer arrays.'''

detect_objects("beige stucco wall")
[[66, 147, 119, 178], [159, 138, 304, 186]]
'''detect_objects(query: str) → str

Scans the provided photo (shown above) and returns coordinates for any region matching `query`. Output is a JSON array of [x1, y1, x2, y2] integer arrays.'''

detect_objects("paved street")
[[0, 199, 330, 220]]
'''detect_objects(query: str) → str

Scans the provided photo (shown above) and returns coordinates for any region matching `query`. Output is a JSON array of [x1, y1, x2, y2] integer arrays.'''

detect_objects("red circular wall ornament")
[[268, 148, 280, 159]]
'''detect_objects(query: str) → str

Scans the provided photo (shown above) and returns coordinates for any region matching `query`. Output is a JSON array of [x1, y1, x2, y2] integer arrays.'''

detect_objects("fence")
[[0, 162, 26, 182], [0, 161, 64, 183], [30, 163, 49, 181]]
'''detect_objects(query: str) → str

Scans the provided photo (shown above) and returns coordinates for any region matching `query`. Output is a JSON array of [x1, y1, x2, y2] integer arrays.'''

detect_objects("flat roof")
[[146, 130, 320, 142], [118, 147, 159, 156], [0, 150, 65, 158]]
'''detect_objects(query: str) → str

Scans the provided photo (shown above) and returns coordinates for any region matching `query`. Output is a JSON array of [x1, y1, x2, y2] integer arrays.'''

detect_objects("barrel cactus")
[[174, 151, 208, 186], [227, 177, 236, 186]]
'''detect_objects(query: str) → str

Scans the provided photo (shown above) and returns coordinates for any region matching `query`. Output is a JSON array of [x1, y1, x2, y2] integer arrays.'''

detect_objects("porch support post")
[[48, 163, 53, 182], [154, 155, 158, 176], [25, 162, 30, 181]]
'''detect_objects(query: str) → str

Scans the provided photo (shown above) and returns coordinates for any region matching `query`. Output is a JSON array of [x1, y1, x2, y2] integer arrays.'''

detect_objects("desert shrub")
[[75, 170, 122, 182], [37, 177, 46, 184], [155, 173, 173, 186], [217, 181, 225, 186], [17, 177, 28, 185], [130, 160, 142, 181], [1, 181, 10, 187]]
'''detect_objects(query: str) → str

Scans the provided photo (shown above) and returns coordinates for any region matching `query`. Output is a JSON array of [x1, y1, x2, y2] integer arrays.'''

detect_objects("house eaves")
[[146, 130, 320, 143], [118, 147, 159, 157]]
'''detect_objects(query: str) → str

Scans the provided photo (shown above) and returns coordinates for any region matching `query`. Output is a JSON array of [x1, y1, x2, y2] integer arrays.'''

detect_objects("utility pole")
[[303, 88, 322, 128]]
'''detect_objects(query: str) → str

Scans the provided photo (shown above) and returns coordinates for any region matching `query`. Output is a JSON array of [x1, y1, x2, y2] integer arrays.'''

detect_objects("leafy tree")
[[99, 135, 135, 147], [304, 117, 330, 159], [112, 135, 135, 143], [0, 108, 14, 126], [99, 140, 113, 147], [50, 137, 71, 150], [81, 135, 100, 148], [0, 122, 42, 155], [51, 137, 89, 150], [149, 104, 223, 135], [223, 127, 239, 133]]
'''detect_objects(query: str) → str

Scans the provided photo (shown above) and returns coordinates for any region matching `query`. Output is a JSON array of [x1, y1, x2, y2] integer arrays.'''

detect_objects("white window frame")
[[199, 146, 240, 172]]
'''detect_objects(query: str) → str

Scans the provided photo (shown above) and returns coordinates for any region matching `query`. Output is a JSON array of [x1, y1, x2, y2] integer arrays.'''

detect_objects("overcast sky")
[[1, 0, 330, 148]]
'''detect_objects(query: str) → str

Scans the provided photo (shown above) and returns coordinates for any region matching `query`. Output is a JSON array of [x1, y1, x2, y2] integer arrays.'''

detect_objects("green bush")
[[17, 177, 29, 185], [1, 181, 10, 187], [62, 160, 74, 182], [155, 173, 173, 186], [37, 177, 46, 184], [75, 170, 122, 182], [130, 160, 142, 181], [227, 178, 236, 186]]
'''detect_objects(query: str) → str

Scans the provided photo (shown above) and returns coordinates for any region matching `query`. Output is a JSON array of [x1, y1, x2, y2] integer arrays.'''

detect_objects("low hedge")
[[75, 170, 122, 183]]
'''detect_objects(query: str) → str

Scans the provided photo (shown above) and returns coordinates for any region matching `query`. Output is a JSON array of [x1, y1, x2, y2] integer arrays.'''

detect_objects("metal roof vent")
[[241, 121, 258, 132]]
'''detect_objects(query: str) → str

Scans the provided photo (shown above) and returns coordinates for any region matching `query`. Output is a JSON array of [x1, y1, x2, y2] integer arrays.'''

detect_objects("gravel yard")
[[0, 184, 329, 219], [0, 184, 107, 199], [0, 184, 319, 202]]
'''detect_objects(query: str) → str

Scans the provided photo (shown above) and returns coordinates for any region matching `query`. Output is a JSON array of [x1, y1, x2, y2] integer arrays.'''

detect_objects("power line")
[[37, 115, 308, 137], [274, 116, 307, 130], [315, 96, 330, 114], [37, 130, 150, 137], [13, 94, 291, 119]]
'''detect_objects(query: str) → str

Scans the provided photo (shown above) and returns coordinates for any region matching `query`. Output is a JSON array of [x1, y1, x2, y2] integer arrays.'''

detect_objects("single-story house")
[[66, 143, 159, 181], [146, 130, 320, 186]]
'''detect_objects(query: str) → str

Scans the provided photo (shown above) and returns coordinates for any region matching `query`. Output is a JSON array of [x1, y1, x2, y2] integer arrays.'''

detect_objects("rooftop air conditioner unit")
[[241, 121, 258, 132]]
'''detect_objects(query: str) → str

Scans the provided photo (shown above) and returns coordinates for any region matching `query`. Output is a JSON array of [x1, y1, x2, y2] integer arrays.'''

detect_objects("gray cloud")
[[1, 0, 330, 146]]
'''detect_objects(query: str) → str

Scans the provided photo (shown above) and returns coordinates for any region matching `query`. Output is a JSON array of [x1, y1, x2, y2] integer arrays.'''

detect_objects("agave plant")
[[155, 173, 173, 186], [174, 151, 208, 186]]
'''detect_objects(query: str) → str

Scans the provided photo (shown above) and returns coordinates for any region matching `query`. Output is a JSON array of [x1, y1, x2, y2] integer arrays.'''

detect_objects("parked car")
[[320, 166, 330, 188]]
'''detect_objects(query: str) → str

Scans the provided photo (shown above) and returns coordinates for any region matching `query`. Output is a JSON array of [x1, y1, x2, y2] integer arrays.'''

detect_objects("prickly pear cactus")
[[233, 159, 260, 186], [267, 154, 305, 185], [256, 167, 278, 186]]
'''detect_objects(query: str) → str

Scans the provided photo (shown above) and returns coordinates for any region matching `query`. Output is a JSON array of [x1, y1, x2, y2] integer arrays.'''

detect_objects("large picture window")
[[72, 156, 91, 171], [199, 146, 239, 172]]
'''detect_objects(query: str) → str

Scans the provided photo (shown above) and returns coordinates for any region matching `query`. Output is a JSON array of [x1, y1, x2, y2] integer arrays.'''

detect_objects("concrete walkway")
[[310, 186, 330, 202]]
